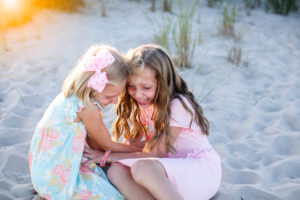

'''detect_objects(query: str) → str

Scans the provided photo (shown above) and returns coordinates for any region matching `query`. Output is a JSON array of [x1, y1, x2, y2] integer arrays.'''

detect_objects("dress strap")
[[94, 101, 104, 110]]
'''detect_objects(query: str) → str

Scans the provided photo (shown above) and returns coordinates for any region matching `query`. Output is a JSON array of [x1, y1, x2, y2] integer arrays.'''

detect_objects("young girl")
[[29, 44, 140, 200], [84, 44, 222, 200]]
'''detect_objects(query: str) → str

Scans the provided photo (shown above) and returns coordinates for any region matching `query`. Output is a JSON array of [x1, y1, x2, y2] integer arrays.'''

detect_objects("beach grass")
[[154, 17, 173, 52], [265, 0, 298, 15], [163, 0, 173, 12], [172, 0, 197, 68], [244, 0, 262, 9], [0, 30, 9, 51], [207, 0, 222, 8], [220, 5, 237, 38], [228, 40, 242, 66]]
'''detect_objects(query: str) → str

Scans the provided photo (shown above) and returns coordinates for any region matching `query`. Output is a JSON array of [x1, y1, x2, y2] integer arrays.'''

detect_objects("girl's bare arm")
[[78, 105, 141, 152], [84, 126, 182, 164]]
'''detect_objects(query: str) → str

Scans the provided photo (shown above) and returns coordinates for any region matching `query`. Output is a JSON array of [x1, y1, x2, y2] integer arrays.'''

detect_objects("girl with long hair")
[[84, 44, 221, 200]]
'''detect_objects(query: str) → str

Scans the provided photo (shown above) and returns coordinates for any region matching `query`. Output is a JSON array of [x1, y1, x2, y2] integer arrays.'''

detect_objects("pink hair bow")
[[84, 49, 115, 93]]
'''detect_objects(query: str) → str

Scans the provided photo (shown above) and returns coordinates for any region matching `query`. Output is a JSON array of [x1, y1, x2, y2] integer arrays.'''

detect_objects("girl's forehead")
[[128, 75, 142, 85], [129, 67, 156, 85]]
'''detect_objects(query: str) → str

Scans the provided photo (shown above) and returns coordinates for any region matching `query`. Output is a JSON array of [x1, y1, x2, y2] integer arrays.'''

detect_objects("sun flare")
[[0, 0, 34, 28], [1, 0, 20, 9]]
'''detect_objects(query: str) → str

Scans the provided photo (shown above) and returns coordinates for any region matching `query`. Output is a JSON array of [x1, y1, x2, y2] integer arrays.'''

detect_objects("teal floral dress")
[[29, 93, 124, 200]]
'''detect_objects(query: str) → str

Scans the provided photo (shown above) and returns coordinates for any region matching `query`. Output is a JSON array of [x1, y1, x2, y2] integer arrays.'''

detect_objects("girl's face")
[[127, 66, 157, 108], [94, 82, 126, 107]]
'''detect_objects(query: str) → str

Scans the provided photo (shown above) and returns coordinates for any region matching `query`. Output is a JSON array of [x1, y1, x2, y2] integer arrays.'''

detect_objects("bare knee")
[[107, 162, 127, 185], [131, 160, 163, 183]]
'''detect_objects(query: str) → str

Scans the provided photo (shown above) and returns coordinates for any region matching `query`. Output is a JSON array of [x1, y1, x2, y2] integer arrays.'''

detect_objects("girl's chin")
[[137, 102, 150, 108]]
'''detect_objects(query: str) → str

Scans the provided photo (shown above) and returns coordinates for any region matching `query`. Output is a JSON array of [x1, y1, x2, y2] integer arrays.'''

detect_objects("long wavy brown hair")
[[113, 44, 209, 153]]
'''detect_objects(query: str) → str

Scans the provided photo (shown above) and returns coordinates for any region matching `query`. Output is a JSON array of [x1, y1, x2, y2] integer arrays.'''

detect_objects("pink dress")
[[118, 96, 222, 200]]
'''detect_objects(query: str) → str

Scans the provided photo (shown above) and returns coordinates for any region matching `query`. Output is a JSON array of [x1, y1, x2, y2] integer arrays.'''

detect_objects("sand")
[[0, 0, 299, 199]]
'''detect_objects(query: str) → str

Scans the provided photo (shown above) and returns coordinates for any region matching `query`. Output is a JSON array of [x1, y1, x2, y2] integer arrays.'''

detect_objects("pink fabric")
[[139, 105, 155, 140], [118, 95, 222, 200], [84, 48, 115, 93]]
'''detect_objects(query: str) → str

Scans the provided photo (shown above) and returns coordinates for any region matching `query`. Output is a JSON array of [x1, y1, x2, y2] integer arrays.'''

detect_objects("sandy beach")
[[0, 0, 300, 199]]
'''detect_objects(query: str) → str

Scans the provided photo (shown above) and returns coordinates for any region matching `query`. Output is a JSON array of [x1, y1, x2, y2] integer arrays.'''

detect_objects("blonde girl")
[[29, 44, 139, 200], [84, 44, 222, 200]]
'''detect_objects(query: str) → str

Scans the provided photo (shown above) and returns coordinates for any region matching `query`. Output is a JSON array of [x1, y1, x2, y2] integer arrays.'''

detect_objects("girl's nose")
[[135, 89, 143, 99]]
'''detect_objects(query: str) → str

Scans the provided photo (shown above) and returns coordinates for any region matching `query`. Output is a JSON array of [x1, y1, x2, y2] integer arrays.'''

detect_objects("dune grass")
[[163, 0, 173, 12], [265, 0, 298, 15], [154, 0, 198, 68], [100, 0, 107, 17], [244, 0, 262, 9], [228, 40, 242, 66], [154, 17, 173, 52], [172, 0, 197, 68], [220, 5, 237, 38], [0, 31, 9, 51], [207, 0, 222, 8]]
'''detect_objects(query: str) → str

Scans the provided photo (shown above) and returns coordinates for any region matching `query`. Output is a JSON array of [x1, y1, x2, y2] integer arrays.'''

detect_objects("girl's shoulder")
[[169, 94, 200, 130], [170, 94, 193, 112], [76, 99, 104, 120]]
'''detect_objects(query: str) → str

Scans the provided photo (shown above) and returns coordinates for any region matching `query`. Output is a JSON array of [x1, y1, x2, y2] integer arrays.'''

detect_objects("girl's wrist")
[[100, 150, 111, 167]]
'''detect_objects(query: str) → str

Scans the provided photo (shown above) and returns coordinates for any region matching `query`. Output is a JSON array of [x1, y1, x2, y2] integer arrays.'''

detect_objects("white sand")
[[0, 0, 299, 199]]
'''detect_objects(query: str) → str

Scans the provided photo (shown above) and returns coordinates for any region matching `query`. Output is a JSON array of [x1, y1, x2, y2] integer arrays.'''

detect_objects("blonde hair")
[[62, 44, 127, 107], [113, 44, 209, 153]]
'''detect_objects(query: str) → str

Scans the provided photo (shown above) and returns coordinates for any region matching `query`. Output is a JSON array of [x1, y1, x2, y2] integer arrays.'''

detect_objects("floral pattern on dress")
[[29, 93, 123, 200]]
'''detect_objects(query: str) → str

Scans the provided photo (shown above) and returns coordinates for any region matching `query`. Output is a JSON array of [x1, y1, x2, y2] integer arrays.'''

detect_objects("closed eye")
[[128, 85, 135, 88], [106, 95, 117, 99]]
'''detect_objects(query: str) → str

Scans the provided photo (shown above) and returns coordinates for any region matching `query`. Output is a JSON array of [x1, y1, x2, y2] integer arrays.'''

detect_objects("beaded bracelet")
[[100, 150, 111, 167]]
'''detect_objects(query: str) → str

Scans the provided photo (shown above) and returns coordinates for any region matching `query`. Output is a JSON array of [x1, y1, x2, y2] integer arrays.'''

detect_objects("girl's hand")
[[83, 147, 105, 165], [83, 146, 103, 159]]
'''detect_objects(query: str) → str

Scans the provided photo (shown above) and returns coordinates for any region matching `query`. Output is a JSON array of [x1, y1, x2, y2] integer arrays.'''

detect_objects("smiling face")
[[127, 66, 157, 108], [94, 81, 126, 107]]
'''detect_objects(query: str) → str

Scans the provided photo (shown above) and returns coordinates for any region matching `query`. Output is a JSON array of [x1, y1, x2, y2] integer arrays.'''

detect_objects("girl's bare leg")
[[131, 160, 183, 200], [107, 163, 155, 200]]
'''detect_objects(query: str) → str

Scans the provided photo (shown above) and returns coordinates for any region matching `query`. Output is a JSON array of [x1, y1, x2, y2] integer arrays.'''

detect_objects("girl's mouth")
[[137, 99, 149, 106]]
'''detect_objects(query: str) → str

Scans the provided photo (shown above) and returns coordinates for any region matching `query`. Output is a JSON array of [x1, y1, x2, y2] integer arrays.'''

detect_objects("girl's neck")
[[140, 104, 153, 111]]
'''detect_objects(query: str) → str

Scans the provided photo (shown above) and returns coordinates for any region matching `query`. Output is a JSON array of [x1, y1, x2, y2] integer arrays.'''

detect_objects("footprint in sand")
[[283, 107, 300, 131], [0, 130, 31, 147], [0, 193, 15, 200], [223, 157, 244, 170], [1, 114, 26, 129], [263, 120, 287, 136], [10, 183, 35, 200], [236, 186, 282, 200], [10, 104, 33, 117], [2, 155, 31, 184], [18, 94, 45, 108], [225, 142, 260, 163], [256, 97, 283, 113], [263, 135, 300, 157], [231, 170, 261, 184], [221, 164, 260, 184], [266, 159, 300, 182], [284, 86, 300, 102], [0, 180, 12, 191]]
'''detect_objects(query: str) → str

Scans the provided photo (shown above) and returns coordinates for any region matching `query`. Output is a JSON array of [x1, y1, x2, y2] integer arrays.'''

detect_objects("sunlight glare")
[[0, 0, 33, 28], [2, 0, 19, 8]]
